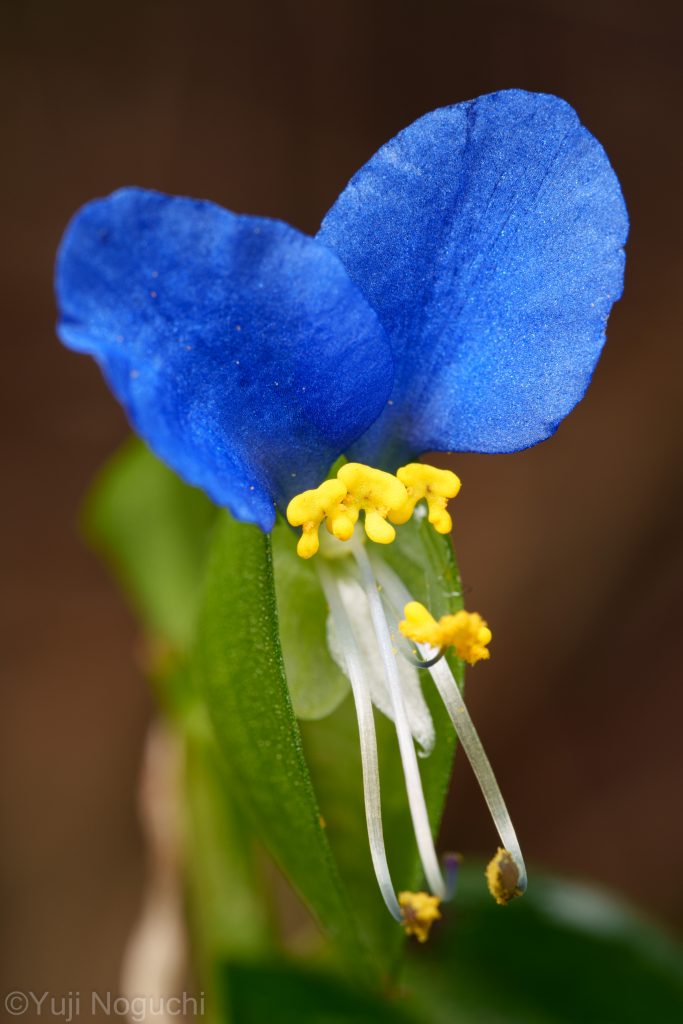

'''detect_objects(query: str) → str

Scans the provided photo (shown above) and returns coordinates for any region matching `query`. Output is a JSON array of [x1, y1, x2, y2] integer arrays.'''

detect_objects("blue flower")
[[55, 90, 627, 531], [55, 89, 628, 932]]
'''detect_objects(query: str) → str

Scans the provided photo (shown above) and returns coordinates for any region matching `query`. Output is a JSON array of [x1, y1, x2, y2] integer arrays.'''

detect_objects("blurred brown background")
[[2, 0, 682, 1004]]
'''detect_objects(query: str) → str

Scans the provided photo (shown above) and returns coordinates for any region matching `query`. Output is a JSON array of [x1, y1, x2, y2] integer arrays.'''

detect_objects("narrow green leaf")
[[195, 513, 368, 973], [405, 867, 683, 1024], [84, 438, 216, 651]]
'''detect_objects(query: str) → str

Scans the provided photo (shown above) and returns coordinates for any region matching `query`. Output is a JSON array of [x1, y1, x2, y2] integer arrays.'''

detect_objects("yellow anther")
[[485, 848, 523, 906], [286, 478, 347, 559], [390, 463, 461, 533], [400, 602, 492, 666], [398, 891, 442, 943], [399, 601, 443, 645], [336, 463, 407, 545]]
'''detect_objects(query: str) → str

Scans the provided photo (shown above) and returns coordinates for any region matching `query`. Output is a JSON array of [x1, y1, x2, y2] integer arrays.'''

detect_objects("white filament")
[[370, 553, 527, 893], [316, 560, 402, 921], [325, 574, 436, 756], [353, 543, 447, 899]]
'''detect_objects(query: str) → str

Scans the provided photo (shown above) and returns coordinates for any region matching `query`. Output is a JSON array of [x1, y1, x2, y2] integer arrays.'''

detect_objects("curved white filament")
[[352, 543, 446, 899], [370, 553, 527, 892], [428, 656, 527, 891], [316, 560, 402, 921]]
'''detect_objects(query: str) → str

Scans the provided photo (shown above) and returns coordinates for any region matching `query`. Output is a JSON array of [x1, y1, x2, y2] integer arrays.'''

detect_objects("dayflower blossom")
[[55, 90, 627, 939]]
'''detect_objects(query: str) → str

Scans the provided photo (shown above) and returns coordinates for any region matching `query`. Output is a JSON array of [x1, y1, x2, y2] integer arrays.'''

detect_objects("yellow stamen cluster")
[[398, 891, 442, 943], [390, 463, 461, 534], [286, 461, 461, 559], [485, 848, 523, 905], [400, 602, 492, 665]]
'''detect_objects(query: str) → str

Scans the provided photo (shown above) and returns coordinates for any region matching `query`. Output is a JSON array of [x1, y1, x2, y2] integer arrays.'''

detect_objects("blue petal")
[[318, 90, 628, 462], [56, 188, 394, 530]]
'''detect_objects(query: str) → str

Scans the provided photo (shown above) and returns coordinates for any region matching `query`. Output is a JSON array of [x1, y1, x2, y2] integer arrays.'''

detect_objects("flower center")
[[289, 460, 526, 935]]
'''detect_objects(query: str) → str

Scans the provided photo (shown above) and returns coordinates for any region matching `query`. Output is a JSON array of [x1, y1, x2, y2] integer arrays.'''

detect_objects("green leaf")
[[84, 438, 216, 651], [299, 515, 461, 966], [271, 517, 349, 719], [195, 512, 368, 974], [405, 867, 683, 1024], [219, 960, 418, 1024]]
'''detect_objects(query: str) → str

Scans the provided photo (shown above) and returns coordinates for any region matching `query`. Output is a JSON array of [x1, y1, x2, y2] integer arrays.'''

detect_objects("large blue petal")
[[318, 90, 628, 463], [56, 188, 394, 530]]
